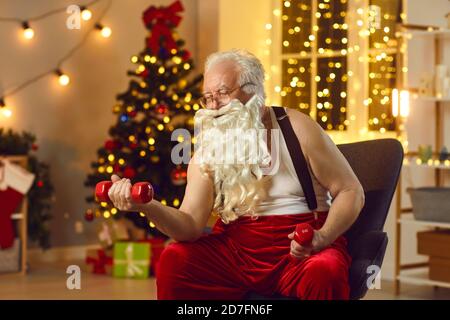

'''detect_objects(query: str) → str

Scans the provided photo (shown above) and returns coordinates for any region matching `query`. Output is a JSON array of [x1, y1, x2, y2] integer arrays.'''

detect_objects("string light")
[[80, 6, 93, 21], [95, 23, 112, 38], [22, 21, 34, 39], [0, 98, 12, 118], [55, 69, 70, 86], [0, 0, 112, 110]]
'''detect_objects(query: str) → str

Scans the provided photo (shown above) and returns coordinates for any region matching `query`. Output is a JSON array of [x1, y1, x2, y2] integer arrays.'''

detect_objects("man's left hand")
[[287, 230, 331, 260]]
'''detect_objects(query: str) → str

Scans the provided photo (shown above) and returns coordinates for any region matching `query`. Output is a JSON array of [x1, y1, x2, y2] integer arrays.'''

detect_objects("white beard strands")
[[193, 95, 272, 224]]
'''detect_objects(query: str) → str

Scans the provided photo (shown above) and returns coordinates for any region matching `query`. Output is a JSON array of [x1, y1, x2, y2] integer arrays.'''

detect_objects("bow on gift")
[[86, 250, 113, 274], [115, 243, 149, 277], [142, 0, 184, 55]]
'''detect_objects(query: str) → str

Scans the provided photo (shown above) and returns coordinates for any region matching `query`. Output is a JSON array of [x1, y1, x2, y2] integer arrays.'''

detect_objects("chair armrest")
[[348, 231, 388, 300]]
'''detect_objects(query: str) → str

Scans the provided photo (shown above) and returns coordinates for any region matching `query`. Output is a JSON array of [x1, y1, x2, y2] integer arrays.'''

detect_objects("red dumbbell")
[[293, 223, 314, 246], [95, 181, 154, 204]]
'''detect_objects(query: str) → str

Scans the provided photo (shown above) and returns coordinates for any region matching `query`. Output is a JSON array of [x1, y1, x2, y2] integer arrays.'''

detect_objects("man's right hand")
[[107, 174, 143, 212]]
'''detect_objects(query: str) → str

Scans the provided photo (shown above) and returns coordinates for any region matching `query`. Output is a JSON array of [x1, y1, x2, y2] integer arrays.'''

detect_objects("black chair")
[[246, 138, 404, 300]]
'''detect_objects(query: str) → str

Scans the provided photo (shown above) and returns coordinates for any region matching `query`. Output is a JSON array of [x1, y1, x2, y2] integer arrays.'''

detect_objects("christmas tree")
[[84, 0, 202, 238]]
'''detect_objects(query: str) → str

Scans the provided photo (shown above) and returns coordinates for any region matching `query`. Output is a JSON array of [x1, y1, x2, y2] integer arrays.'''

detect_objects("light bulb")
[[96, 24, 111, 38], [0, 99, 12, 118], [81, 7, 92, 21], [55, 70, 70, 86], [22, 22, 34, 39], [2, 108, 11, 117]]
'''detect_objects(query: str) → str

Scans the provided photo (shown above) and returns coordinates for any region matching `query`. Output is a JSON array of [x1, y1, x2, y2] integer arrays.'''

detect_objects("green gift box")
[[113, 242, 151, 279]]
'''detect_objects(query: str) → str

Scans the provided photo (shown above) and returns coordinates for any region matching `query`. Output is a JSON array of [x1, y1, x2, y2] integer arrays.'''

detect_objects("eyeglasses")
[[199, 83, 254, 108]]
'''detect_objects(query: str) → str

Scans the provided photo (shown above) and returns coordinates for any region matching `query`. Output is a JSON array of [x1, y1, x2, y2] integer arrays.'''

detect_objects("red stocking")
[[0, 187, 23, 249]]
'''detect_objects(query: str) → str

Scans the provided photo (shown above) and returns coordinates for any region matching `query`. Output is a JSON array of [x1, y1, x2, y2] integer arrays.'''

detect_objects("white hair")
[[205, 49, 266, 100]]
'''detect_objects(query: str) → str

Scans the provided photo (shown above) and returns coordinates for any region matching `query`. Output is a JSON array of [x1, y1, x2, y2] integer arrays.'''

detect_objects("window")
[[277, 0, 403, 134]]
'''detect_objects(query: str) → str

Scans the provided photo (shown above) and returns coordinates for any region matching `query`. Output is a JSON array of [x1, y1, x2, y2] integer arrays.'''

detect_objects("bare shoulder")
[[285, 107, 328, 153]]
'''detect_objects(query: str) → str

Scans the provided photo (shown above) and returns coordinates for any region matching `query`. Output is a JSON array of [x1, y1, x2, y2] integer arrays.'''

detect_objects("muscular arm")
[[140, 157, 214, 242], [287, 109, 365, 245]]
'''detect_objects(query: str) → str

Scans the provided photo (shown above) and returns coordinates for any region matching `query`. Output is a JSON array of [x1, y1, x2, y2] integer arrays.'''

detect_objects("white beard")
[[193, 94, 272, 223]]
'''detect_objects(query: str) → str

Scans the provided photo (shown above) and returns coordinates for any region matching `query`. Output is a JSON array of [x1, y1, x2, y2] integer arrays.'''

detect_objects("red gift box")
[[85, 248, 113, 275]]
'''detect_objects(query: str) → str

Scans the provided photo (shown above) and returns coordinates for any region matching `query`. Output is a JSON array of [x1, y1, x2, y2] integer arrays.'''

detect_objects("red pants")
[[156, 211, 352, 300]]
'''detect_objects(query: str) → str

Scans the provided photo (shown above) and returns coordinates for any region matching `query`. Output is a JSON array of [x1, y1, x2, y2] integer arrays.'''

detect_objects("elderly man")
[[107, 49, 365, 300]]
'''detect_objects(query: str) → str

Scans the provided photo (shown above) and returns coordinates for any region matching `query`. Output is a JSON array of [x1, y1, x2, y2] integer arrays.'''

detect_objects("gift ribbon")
[[142, 0, 184, 54], [115, 243, 149, 277]]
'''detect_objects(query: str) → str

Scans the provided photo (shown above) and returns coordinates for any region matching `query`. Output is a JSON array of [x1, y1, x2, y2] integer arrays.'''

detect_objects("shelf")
[[400, 29, 450, 39], [410, 95, 450, 102], [403, 159, 450, 170], [398, 214, 450, 229], [397, 267, 450, 289]]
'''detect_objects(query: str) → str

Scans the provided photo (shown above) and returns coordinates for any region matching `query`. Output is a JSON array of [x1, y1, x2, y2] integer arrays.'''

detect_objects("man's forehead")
[[203, 61, 240, 92]]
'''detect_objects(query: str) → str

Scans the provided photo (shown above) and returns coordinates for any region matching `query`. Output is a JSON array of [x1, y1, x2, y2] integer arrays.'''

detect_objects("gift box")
[[139, 237, 168, 276], [85, 248, 113, 275], [113, 242, 150, 279], [417, 230, 450, 284], [97, 218, 130, 249]]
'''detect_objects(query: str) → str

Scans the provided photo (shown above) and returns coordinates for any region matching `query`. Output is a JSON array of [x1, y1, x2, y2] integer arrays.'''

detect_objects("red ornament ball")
[[113, 164, 121, 173], [128, 110, 137, 118], [182, 50, 191, 61], [140, 69, 149, 78], [123, 166, 136, 179], [170, 167, 187, 186], [31, 143, 39, 151], [105, 139, 119, 151], [84, 209, 94, 222], [156, 104, 168, 114], [37, 180, 44, 188]]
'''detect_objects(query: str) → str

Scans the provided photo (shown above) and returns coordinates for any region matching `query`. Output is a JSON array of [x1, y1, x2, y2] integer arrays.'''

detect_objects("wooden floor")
[[1, 259, 450, 300]]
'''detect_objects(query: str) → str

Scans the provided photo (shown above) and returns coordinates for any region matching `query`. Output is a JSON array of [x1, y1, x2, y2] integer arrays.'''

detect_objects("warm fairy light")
[[137, 65, 146, 73], [101, 27, 112, 38], [131, 55, 139, 63], [81, 8, 92, 21], [22, 22, 34, 39], [59, 74, 70, 86], [172, 56, 182, 64], [55, 70, 70, 86], [96, 24, 112, 38], [2, 108, 12, 118]]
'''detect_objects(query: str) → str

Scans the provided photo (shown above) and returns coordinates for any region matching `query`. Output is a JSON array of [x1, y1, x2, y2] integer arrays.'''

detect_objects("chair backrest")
[[337, 139, 404, 253]]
